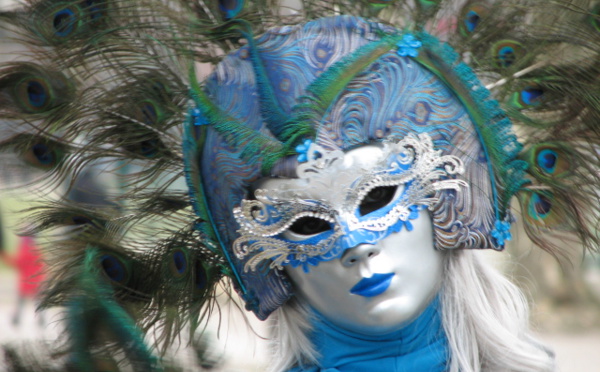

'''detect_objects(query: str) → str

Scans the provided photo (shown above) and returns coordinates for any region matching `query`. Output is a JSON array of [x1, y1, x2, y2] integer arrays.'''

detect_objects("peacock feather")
[[0, 0, 599, 369]]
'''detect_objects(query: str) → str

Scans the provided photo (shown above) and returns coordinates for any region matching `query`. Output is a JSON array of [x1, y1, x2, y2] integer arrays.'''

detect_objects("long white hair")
[[268, 249, 555, 372]]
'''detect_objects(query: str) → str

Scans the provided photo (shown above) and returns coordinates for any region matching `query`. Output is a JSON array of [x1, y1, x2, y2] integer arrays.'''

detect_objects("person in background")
[[1, 234, 45, 327]]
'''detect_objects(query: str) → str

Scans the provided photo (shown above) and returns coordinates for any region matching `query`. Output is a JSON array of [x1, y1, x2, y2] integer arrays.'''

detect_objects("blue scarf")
[[288, 297, 448, 372]]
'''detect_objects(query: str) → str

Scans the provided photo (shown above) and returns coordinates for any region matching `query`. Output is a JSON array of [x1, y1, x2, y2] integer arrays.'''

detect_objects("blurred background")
[[0, 0, 599, 370]]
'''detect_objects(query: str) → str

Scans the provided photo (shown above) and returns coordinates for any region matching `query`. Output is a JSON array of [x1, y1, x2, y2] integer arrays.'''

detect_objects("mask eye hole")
[[359, 185, 398, 216], [288, 216, 332, 236]]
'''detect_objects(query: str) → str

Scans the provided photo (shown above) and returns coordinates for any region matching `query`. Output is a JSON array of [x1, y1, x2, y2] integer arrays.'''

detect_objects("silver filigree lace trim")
[[232, 133, 468, 271]]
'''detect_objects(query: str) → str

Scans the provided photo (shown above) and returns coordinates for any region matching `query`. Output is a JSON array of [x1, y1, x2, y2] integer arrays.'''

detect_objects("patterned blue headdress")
[[184, 16, 526, 319]]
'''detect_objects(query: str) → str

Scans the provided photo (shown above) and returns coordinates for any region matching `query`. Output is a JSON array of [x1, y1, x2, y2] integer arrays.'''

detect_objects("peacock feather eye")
[[1, 64, 74, 116], [100, 253, 130, 284], [23, 141, 64, 170], [50, 5, 83, 38], [15, 78, 52, 113], [509, 84, 545, 109], [522, 143, 572, 180], [136, 100, 163, 126], [491, 40, 525, 69], [536, 149, 557, 174], [169, 249, 189, 278], [465, 10, 480, 32], [219, 0, 245, 20], [534, 147, 570, 178], [528, 192, 552, 220], [459, 3, 490, 35], [26, 81, 46, 107], [33, 143, 53, 164], [519, 86, 544, 106], [519, 189, 567, 230], [139, 139, 160, 158]]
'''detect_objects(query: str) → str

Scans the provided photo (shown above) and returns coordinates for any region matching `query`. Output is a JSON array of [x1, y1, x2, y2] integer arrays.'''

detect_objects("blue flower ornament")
[[189, 107, 208, 126], [396, 34, 422, 58], [296, 139, 314, 163], [491, 220, 512, 247]]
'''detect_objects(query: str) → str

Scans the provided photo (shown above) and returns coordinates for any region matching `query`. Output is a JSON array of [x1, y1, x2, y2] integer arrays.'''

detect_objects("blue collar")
[[288, 296, 448, 372]]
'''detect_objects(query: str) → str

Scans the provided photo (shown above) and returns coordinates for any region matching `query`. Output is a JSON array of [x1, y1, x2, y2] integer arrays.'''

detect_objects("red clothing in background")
[[12, 236, 44, 297]]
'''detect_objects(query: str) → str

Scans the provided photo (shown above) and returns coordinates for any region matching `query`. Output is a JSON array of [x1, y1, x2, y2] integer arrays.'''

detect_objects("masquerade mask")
[[233, 133, 467, 272]]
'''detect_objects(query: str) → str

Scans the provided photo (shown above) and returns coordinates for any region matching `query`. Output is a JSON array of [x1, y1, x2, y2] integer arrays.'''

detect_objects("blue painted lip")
[[350, 273, 395, 298]]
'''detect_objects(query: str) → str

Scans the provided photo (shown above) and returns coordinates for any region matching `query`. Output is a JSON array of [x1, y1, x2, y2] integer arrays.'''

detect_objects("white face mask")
[[256, 144, 447, 335], [285, 207, 443, 335]]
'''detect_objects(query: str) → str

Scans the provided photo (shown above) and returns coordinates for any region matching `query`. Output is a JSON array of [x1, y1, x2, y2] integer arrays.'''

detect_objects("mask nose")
[[341, 244, 380, 267]]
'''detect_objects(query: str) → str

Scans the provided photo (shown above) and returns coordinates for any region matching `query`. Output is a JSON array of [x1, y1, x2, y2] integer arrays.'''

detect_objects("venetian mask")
[[191, 16, 513, 319]]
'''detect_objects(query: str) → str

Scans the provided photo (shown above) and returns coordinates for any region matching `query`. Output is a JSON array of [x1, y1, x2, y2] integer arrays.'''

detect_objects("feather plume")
[[0, 0, 599, 369]]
